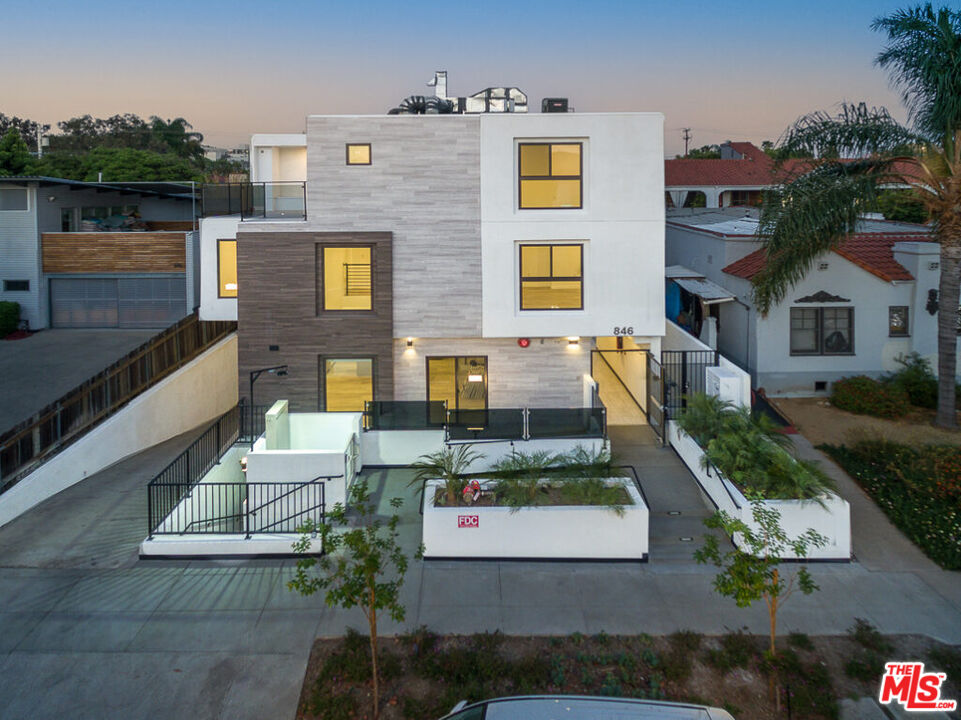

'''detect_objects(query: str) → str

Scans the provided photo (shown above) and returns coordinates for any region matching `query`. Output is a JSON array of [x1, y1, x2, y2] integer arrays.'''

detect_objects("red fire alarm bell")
[[517, 338, 530, 348]]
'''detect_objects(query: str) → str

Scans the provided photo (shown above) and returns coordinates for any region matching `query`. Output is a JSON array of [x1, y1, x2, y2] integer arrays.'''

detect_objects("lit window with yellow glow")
[[346, 144, 371, 165], [518, 142, 582, 209], [323, 247, 372, 310], [519, 244, 583, 310], [218, 239, 238, 298], [324, 358, 373, 411]]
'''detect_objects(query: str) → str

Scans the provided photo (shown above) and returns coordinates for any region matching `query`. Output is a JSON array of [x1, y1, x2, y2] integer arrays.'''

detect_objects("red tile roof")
[[722, 233, 933, 283], [666, 143, 921, 188]]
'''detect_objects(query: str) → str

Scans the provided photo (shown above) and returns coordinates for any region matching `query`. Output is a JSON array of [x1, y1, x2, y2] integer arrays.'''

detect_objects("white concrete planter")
[[668, 421, 851, 560], [421, 478, 648, 561]]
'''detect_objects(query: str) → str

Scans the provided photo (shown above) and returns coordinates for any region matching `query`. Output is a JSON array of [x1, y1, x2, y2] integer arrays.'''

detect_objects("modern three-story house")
[[200, 104, 666, 416]]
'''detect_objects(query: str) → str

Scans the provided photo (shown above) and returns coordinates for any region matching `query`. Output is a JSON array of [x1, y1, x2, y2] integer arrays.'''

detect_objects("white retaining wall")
[[0, 334, 239, 529], [668, 421, 851, 560], [422, 478, 648, 560]]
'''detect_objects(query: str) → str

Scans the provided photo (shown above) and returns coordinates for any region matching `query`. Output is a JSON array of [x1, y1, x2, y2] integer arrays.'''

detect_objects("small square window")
[[346, 144, 371, 165], [889, 306, 909, 336], [518, 142, 582, 209], [519, 243, 583, 310], [0, 188, 29, 211], [3, 280, 29, 292]]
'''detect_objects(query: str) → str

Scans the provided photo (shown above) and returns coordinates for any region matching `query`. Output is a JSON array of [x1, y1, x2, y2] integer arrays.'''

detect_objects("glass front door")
[[427, 356, 488, 411]]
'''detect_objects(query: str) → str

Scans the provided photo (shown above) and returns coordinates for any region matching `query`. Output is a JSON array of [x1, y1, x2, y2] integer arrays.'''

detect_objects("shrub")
[[884, 353, 939, 409], [0, 301, 19, 337], [821, 441, 961, 569], [788, 631, 815, 651], [830, 375, 910, 419], [848, 618, 893, 654], [677, 392, 836, 501]]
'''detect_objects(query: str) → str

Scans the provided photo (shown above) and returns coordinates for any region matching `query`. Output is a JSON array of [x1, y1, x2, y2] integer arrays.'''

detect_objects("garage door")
[[50, 277, 186, 328]]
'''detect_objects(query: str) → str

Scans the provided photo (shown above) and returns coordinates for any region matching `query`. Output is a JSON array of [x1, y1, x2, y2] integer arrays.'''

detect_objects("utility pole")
[[36, 126, 43, 158], [682, 128, 692, 157]]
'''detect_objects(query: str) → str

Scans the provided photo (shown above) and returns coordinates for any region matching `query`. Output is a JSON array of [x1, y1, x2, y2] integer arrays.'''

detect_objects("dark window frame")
[[3, 279, 29, 292], [320, 355, 376, 412], [318, 244, 375, 313], [789, 306, 855, 356], [517, 141, 583, 210], [426, 355, 489, 411], [0, 187, 29, 212], [345, 143, 372, 166], [518, 243, 584, 311], [216, 238, 238, 299], [888, 305, 910, 337]]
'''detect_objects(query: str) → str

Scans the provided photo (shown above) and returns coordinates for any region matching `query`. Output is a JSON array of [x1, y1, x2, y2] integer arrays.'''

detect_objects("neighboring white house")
[[665, 207, 947, 395], [199, 100, 666, 413]]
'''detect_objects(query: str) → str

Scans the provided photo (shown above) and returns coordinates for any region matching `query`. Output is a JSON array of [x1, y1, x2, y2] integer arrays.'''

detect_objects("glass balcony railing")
[[364, 401, 447, 430], [201, 182, 305, 220]]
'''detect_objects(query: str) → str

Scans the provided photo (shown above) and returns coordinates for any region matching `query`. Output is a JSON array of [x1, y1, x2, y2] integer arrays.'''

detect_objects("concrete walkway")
[[0, 426, 958, 719], [0, 328, 155, 429]]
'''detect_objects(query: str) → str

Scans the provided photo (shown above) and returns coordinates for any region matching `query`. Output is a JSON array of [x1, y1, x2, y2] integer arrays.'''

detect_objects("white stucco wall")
[[0, 334, 239, 528], [479, 113, 665, 340], [421, 478, 648, 560], [198, 215, 240, 321]]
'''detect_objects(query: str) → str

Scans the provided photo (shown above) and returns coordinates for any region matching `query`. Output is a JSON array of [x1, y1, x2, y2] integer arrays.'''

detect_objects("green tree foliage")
[[288, 480, 416, 720], [35, 147, 203, 182], [0, 128, 34, 176], [753, 5, 961, 428], [878, 188, 929, 223], [0, 114, 49, 148], [677, 144, 721, 159], [695, 495, 826, 711]]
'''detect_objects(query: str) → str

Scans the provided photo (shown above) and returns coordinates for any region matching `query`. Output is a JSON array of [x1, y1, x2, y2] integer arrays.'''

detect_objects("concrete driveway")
[[0, 424, 958, 719], [0, 328, 156, 430]]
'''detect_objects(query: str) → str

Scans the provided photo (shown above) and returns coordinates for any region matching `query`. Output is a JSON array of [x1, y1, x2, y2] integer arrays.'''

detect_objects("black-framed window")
[[321, 246, 372, 311], [790, 307, 854, 355], [519, 244, 583, 310], [3, 280, 29, 292], [346, 144, 371, 165], [323, 357, 374, 411], [518, 142, 582, 209], [889, 306, 909, 336]]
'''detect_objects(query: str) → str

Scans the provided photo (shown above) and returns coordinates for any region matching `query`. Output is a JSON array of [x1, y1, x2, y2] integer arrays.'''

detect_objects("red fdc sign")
[[457, 515, 479, 528]]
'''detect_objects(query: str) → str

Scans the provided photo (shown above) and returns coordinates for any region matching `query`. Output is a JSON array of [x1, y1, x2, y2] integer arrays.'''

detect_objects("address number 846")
[[612, 327, 634, 336]]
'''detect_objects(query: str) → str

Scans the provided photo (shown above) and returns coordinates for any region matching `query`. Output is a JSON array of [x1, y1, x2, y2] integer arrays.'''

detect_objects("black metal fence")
[[240, 402, 273, 444], [201, 182, 306, 220], [0, 313, 236, 493], [147, 406, 241, 533], [661, 349, 719, 415], [148, 478, 327, 537], [364, 400, 447, 430]]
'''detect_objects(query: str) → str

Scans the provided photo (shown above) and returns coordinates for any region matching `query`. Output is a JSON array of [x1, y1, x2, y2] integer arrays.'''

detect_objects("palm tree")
[[753, 4, 961, 428], [149, 116, 204, 160]]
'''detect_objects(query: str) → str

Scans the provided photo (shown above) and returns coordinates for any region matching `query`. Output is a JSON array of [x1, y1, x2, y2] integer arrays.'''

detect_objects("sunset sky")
[[2, 0, 913, 156]]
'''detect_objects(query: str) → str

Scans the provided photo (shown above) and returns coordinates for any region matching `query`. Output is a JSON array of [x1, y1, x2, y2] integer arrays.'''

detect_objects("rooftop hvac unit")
[[389, 71, 529, 114], [542, 98, 569, 113]]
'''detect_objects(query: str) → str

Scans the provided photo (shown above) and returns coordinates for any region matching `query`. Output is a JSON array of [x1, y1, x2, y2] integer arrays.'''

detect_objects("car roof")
[[447, 695, 734, 720]]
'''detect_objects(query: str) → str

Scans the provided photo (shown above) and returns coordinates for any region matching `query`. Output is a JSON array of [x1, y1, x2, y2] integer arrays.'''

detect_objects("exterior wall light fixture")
[[406, 337, 414, 348], [568, 336, 580, 345]]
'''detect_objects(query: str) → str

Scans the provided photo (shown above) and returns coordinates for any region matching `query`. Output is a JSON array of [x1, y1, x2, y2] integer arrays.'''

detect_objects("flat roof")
[[666, 207, 931, 237], [0, 176, 195, 201]]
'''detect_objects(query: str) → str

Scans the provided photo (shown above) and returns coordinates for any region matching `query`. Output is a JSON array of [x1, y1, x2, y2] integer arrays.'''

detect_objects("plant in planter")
[[677, 393, 836, 503], [492, 450, 559, 510], [410, 444, 484, 506]]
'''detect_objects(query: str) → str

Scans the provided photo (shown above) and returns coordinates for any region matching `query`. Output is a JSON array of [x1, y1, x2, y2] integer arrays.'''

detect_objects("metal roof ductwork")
[[388, 71, 529, 115]]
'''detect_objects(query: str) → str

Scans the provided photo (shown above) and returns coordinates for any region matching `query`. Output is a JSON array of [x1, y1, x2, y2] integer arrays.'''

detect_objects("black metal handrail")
[[148, 478, 328, 538], [0, 313, 236, 493]]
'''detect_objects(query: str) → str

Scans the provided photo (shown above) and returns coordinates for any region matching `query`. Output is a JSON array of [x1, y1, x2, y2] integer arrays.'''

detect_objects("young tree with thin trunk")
[[288, 479, 415, 720], [695, 497, 826, 658], [753, 5, 961, 428]]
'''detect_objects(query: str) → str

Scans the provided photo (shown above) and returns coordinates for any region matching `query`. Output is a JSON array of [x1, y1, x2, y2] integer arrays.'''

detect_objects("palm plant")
[[753, 4, 961, 428], [409, 444, 484, 506], [491, 450, 558, 510]]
